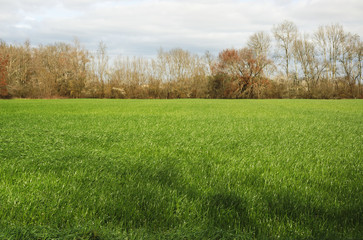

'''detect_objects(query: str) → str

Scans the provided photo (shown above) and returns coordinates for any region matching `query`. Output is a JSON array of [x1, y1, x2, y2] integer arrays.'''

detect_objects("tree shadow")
[[109, 158, 257, 237], [105, 156, 362, 239]]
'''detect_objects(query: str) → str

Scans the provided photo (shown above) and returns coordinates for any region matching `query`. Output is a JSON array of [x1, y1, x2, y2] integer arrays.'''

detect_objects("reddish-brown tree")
[[0, 54, 9, 98], [210, 48, 272, 98]]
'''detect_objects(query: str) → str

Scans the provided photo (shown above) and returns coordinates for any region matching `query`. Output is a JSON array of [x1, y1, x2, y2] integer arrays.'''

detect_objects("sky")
[[1, 0, 362, 57]]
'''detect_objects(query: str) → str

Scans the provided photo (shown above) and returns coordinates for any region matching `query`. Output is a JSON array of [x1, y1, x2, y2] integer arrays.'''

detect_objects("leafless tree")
[[248, 31, 271, 57], [339, 33, 361, 97], [272, 20, 298, 81], [293, 34, 326, 96], [314, 24, 345, 82]]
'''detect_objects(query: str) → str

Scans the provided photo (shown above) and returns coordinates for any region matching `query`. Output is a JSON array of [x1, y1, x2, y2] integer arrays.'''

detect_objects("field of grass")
[[0, 99, 362, 239]]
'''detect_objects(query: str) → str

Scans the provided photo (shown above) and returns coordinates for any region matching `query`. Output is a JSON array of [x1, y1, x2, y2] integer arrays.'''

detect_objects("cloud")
[[1, 0, 362, 56]]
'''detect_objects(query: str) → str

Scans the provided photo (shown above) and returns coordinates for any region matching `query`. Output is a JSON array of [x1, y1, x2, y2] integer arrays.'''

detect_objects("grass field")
[[0, 99, 362, 239]]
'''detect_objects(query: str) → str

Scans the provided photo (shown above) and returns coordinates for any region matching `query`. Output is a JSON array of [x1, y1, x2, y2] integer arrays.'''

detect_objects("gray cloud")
[[1, 0, 362, 56]]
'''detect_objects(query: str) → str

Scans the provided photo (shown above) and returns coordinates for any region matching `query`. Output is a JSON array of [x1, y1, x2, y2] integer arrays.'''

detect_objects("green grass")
[[0, 99, 362, 239]]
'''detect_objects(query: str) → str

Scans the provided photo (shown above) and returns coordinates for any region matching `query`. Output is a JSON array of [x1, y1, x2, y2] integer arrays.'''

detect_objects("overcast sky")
[[1, 0, 362, 57]]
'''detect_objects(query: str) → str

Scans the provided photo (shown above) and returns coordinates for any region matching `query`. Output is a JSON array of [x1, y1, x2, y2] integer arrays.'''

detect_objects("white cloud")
[[15, 24, 32, 29], [1, 0, 362, 56]]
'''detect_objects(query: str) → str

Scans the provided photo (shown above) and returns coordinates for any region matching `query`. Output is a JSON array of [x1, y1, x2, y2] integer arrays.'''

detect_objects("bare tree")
[[272, 20, 298, 81], [96, 41, 109, 83], [314, 24, 345, 82], [111, 56, 151, 98], [248, 31, 271, 57], [357, 40, 363, 97], [339, 33, 361, 97], [293, 34, 326, 96], [154, 48, 208, 98], [86, 41, 110, 97]]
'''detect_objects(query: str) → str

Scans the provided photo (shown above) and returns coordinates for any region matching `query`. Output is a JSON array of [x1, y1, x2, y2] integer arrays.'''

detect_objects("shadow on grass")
[[108, 157, 257, 239], [114, 156, 363, 239], [4, 155, 361, 240]]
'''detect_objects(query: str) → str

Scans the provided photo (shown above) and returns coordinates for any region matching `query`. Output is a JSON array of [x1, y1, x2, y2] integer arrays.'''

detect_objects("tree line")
[[0, 20, 362, 99]]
